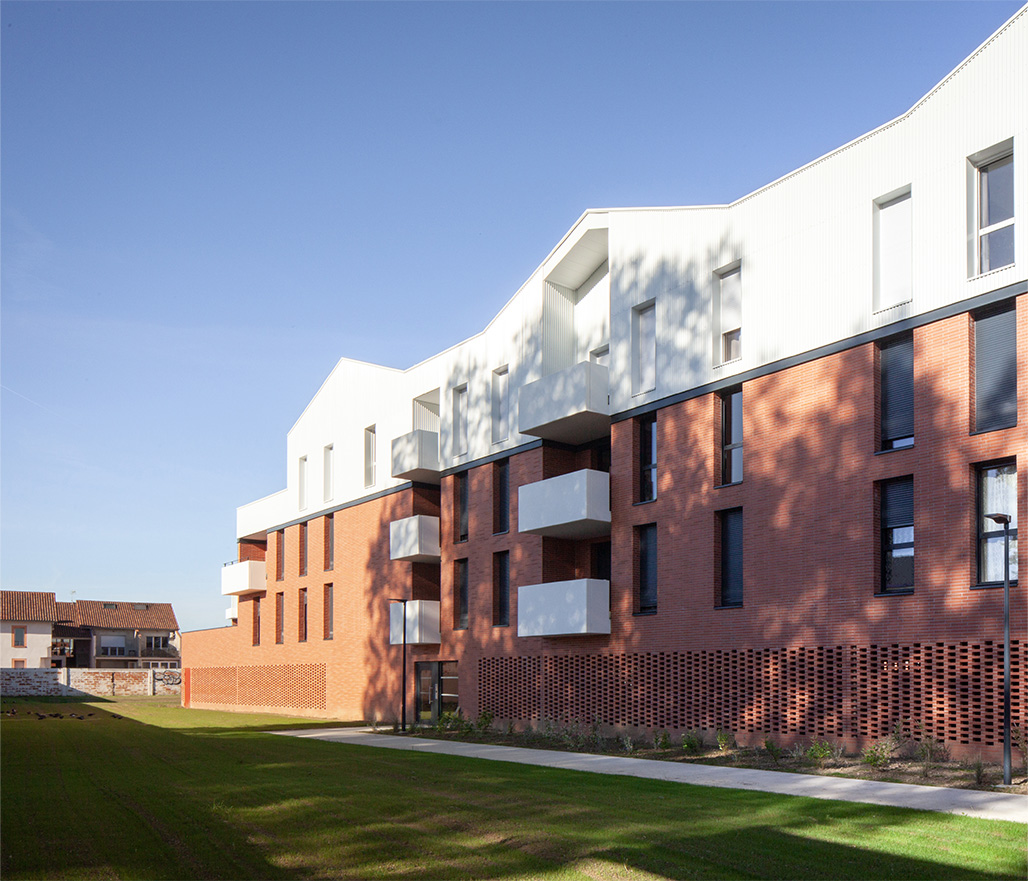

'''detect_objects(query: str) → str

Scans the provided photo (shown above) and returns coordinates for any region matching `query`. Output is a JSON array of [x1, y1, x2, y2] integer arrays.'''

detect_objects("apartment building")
[[183, 9, 1026, 760]]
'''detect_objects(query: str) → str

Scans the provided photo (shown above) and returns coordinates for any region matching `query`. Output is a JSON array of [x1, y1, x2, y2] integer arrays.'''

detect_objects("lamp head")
[[985, 512, 1012, 526]]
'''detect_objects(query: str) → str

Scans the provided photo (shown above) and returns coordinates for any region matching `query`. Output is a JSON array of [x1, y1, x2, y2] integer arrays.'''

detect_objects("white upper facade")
[[238, 8, 1026, 541]]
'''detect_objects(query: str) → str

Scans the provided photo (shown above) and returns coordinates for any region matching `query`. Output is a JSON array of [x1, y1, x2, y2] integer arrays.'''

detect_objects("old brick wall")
[[0, 668, 179, 697]]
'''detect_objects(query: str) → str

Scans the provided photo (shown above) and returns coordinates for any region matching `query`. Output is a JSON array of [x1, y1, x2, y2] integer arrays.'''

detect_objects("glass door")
[[414, 661, 459, 722]]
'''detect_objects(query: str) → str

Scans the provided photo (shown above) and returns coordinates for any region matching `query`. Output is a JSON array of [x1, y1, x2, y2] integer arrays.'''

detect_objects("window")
[[454, 559, 469, 630], [718, 508, 744, 607], [879, 333, 914, 450], [720, 387, 743, 484], [977, 460, 1018, 585], [493, 458, 510, 534], [632, 302, 656, 394], [12, 659, 25, 669], [874, 189, 912, 310], [493, 551, 510, 627], [978, 153, 1014, 273], [323, 584, 334, 640], [636, 524, 657, 613], [717, 266, 742, 363], [880, 477, 914, 592], [364, 426, 376, 487], [492, 367, 509, 443], [298, 588, 307, 642], [455, 472, 469, 542], [974, 304, 1017, 433], [252, 597, 261, 646], [275, 530, 284, 581], [453, 385, 468, 456], [298, 521, 308, 577], [298, 456, 308, 510], [323, 444, 334, 502], [592, 541, 612, 581], [324, 514, 334, 571], [638, 414, 657, 502], [275, 592, 284, 644], [145, 636, 169, 650], [12, 626, 26, 648]]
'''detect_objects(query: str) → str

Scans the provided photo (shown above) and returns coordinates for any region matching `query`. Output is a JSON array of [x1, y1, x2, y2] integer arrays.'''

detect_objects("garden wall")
[[0, 668, 181, 698]]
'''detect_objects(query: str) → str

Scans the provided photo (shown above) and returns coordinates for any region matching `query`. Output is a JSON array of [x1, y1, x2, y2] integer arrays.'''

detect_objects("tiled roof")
[[73, 600, 178, 631], [55, 601, 77, 624], [0, 590, 59, 623]]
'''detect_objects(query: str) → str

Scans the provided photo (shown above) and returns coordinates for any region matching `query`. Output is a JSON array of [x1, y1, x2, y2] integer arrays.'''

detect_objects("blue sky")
[[2, 0, 1022, 632]]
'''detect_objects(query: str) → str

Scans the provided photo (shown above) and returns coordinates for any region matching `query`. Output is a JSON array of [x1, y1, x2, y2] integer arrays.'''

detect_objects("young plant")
[[806, 740, 834, 768], [861, 741, 892, 769], [654, 730, 671, 750], [763, 737, 783, 765], [715, 729, 732, 751], [681, 731, 702, 753]]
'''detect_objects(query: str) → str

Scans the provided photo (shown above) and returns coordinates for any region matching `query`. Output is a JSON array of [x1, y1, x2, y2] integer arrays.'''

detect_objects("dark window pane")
[[881, 477, 914, 591], [455, 560, 468, 630], [639, 416, 657, 501], [975, 306, 1017, 432], [720, 509, 743, 606], [494, 552, 509, 627], [638, 525, 657, 613], [456, 473, 469, 542], [880, 334, 914, 448]]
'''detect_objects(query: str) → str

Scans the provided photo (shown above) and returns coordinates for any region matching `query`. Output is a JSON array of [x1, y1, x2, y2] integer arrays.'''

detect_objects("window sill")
[[716, 603, 743, 610], [970, 421, 1017, 437], [492, 623, 510, 628], [715, 480, 742, 489], [874, 589, 914, 597], [875, 444, 914, 456], [492, 529, 510, 537], [971, 581, 1019, 590], [634, 610, 657, 617], [634, 498, 657, 507]]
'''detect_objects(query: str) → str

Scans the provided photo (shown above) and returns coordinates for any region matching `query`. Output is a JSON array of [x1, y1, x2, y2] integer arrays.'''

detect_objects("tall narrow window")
[[324, 514, 334, 571], [323, 583, 334, 639], [719, 266, 742, 362], [493, 551, 510, 627], [275, 592, 284, 644], [493, 458, 510, 534], [879, 333, 914, 450], [637, 524, 657, 614], [364, 426, 376, 487], [323, 444, 334, 502], [719, 508, 744, 607], [454, 559, 469, 630], [720, 387, 743, 484], [975, 304, 1017, 433], [492, 367, 509, 443], [455, 472, 469, 542], [979, 153, 1014, 273], [874, 189, 912, 310], [453, 385, 468, 456], [275, 530, 284, 581], [298, 456, 308, 510], [638, 414, 657, 502], [632, 302, 656, 394], [298, 521, 307, 577], [298, 588, 308, 642], [880, 477, 914, 592], [12, 626, 26, 648], [977, 460, 1018, 585], [252, 598, 261, 645]]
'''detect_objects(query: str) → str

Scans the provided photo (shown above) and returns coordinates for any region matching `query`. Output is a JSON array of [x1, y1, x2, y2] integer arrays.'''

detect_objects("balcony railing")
[[518, 361, 610, 444], [517, 578, 610, 637], [391, 430, 441, 484], [389, 515, 441, 562], [221, 559, 266, 596], [518, 469, 610, 539], [389, 600, 441, 645]]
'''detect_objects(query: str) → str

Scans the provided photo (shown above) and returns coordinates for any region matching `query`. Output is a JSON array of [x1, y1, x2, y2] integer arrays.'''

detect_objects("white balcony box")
[[517, 579, 610, 637], [389, 515, 441, 562], [518, 361, 610, 444], [391, 430, 441, 484], [389, 600, 441, 645], [221, 560, 266, 596], [518, 469, 610, 539], [225, 596, 239, 621]]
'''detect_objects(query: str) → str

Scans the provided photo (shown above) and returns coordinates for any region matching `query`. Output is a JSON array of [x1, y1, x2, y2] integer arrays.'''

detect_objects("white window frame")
[[323, 444, 334, 503], [632, 301, 656, 395], [716, 264, 742, 364], [298, 455, 308, 510], [873, 187, 912, 311], [453, 385, 468, 456], [491, 367, 509, 444], [967, 139, 1014, 277], [363, 426, 376, 488]]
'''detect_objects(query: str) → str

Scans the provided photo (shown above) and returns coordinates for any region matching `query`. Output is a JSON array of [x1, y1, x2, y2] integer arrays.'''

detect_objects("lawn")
[[1, 697, 1024, 880]]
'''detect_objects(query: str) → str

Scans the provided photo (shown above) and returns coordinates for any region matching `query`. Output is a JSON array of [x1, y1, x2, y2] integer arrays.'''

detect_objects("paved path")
[[274, 727, 1027, 824]]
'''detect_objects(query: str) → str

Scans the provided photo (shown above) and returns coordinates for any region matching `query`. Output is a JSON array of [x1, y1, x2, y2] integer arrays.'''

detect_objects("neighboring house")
[[74, 601, 180, 669], [183, 9, 1025, 762], [1, 591, 60, 669], [0, 591, 179, 669]]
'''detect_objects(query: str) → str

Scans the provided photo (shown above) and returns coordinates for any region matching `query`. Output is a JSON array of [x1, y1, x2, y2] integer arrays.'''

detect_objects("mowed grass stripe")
[[1, 697, 1024, 881]]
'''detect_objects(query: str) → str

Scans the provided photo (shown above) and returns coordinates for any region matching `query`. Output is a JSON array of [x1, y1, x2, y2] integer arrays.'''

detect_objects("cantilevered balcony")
[[518, 361, 610, 444], [517, 579, 610, 637], [389, 600, 441, 645], [391, 430, 441, 484], [518, 469, 610, 539], [221, 560, 266, 596], [389, 515, 441, 562]]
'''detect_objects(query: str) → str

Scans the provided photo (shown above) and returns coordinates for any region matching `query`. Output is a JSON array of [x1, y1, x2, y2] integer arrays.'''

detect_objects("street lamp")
[[389, 598, 409, 732], [984, 512, 1012, 786]]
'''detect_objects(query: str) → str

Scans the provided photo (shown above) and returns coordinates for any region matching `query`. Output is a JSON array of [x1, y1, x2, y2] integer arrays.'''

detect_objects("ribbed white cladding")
[[233, 10, 1025, 541]]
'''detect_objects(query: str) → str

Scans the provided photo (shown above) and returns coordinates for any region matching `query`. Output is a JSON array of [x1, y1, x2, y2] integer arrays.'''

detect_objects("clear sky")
[[2, 0, 1023, 633]]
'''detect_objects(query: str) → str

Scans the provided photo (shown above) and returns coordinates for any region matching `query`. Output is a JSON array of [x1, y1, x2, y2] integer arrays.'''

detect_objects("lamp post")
[[984, 512, 1012, 786], [389, 598, 409, 732]]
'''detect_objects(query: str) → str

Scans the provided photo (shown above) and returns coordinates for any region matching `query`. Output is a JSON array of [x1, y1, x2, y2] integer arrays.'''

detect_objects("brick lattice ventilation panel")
[[479, 640, 1023, 747], [189, 663, 326, 711]]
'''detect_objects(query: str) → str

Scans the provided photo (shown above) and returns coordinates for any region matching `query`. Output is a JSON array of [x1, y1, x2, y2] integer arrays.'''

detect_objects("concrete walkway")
[[274, 727, 1027, 824]]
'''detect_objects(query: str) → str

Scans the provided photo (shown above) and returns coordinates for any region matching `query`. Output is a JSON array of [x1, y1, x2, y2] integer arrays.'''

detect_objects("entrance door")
[[414, 661, 459, 722]]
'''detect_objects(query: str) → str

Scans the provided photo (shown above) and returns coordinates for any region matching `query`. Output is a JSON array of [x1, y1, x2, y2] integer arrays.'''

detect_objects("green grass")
[[1, 697, 1024, 880]]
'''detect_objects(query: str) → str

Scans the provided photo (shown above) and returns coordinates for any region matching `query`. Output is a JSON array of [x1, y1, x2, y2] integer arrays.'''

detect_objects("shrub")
[[654, 730, 671, 750], [1013, 725, 1028, 775], [681, 731, 702, 753], [715, 729, 732, 751], [970, 754, 988, 787], [917, 736, 949, 778], [475, 710, 494, 734], [806, 740, 834, 768], [621, 734, 635, 754], [763, 737, 783, 765], [861, 741, 892, 769]]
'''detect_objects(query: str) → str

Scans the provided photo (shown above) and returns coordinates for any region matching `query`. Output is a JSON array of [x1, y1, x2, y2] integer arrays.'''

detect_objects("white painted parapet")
[[389, 600, 442, 645], [517, 579, 611, 637], [221, 560, 266, 596], [518, 469, 611, 539], [518, 361, 610, 444], [391, 430, 441, 484], [389, 515, 441, 562]]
